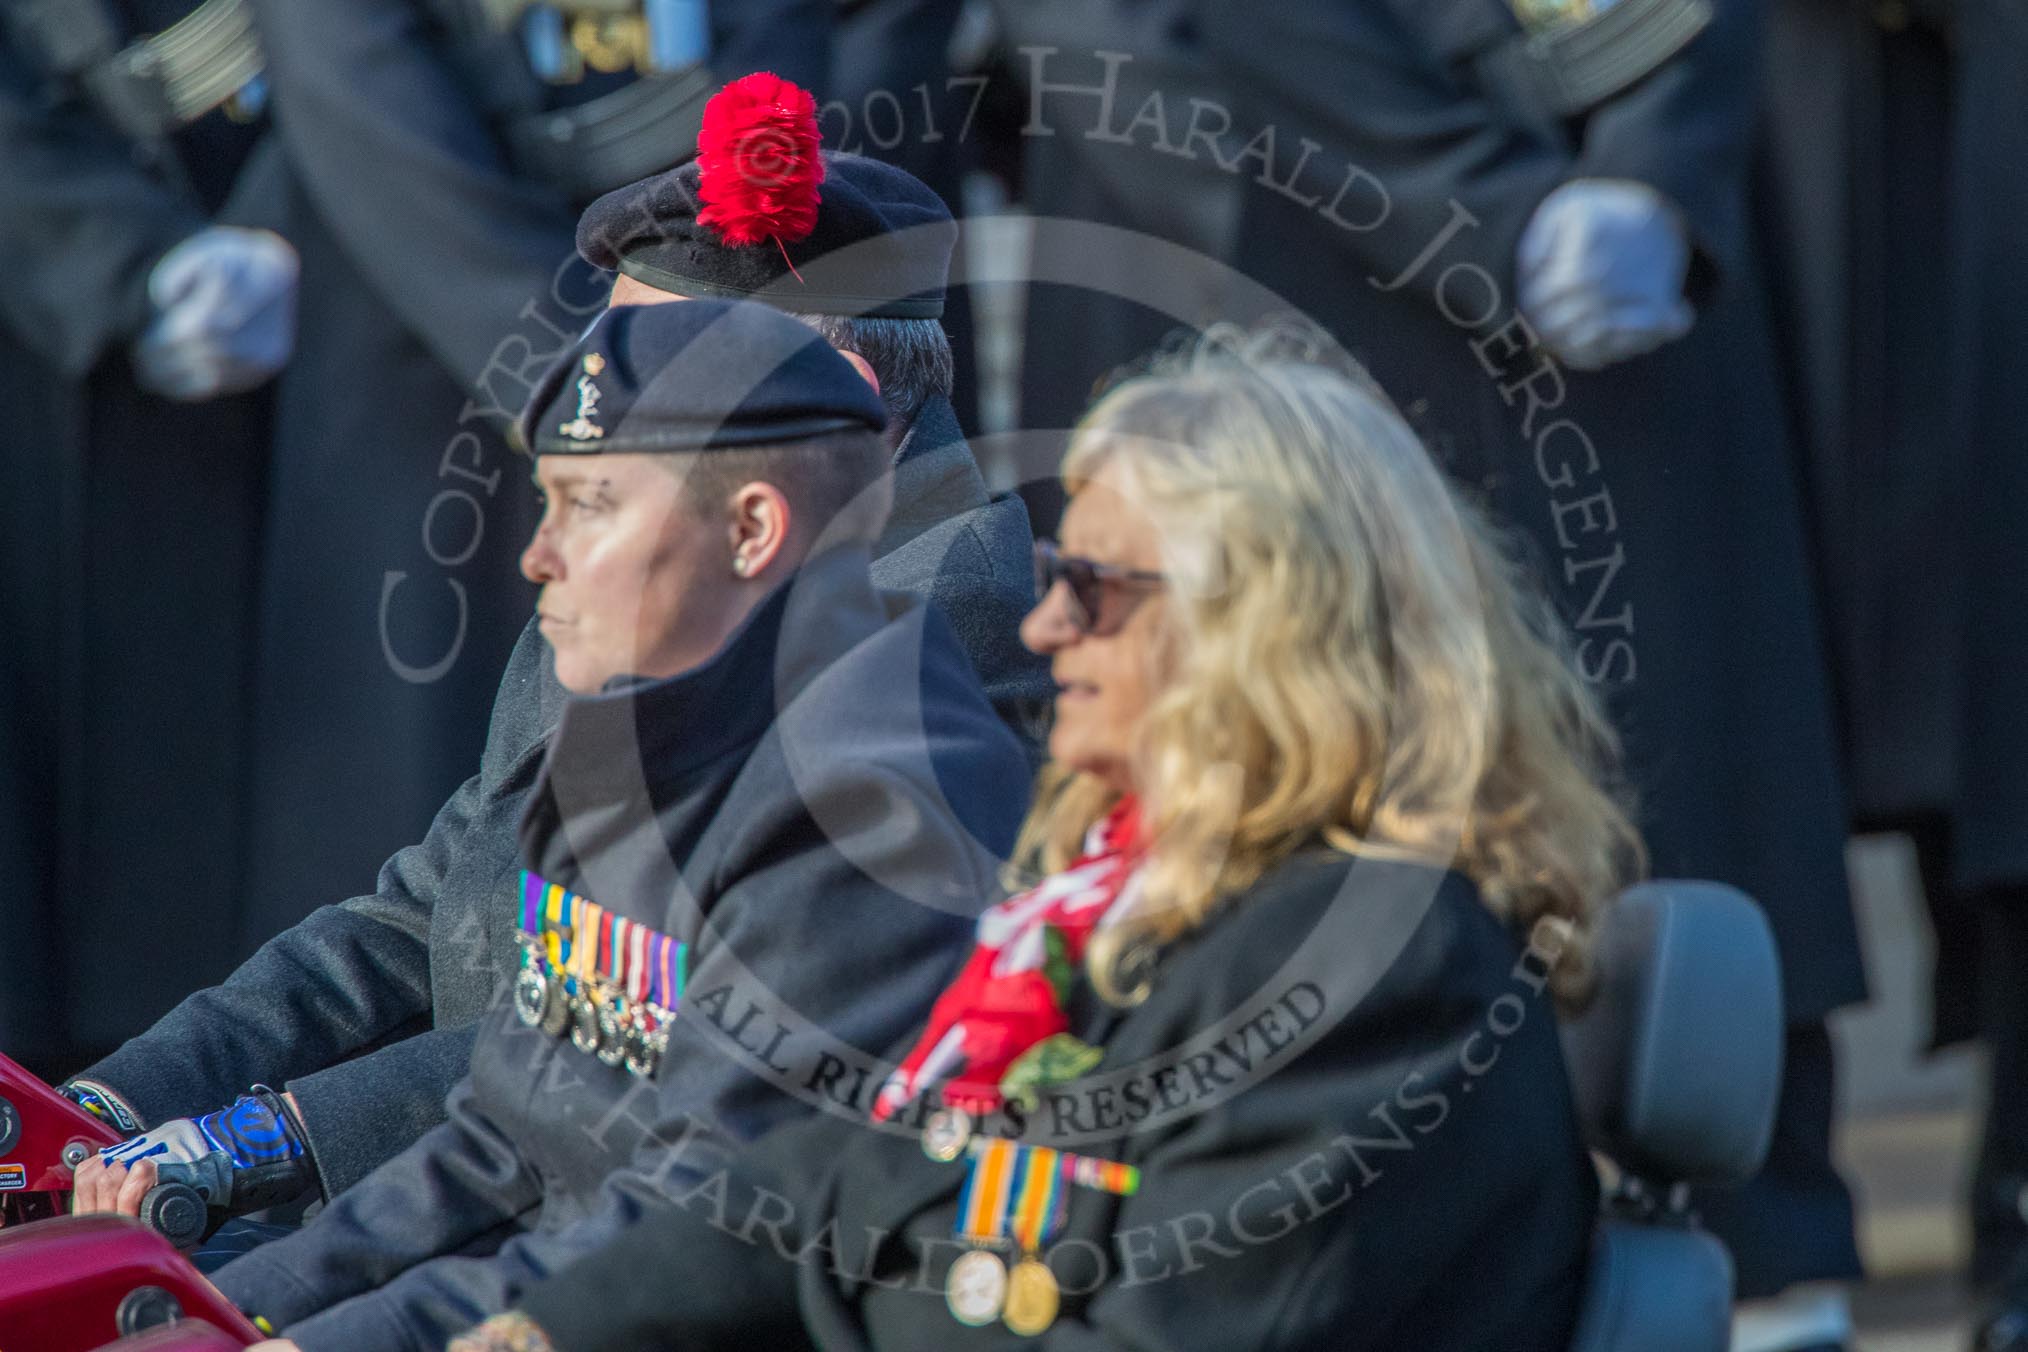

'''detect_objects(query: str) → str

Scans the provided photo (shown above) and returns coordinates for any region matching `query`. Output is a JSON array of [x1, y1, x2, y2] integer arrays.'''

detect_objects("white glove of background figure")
[[1517, 179, 1694, 372], [133, 225, 299, 402]]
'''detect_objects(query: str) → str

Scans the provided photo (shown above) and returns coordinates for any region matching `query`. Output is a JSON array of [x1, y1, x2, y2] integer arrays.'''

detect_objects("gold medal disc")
[[1002, 1258, 1061, 1337], [945, 1248, 1008, 1327]]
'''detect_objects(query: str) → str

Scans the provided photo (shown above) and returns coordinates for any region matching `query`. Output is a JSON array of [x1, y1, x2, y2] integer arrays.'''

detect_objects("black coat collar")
[[877, 394, 993, 554]]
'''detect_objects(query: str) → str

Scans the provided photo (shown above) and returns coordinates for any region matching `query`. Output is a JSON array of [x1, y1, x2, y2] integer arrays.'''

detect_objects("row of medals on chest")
[[921, 1104, 1145, 1339], [514, 932, 672, 1079]]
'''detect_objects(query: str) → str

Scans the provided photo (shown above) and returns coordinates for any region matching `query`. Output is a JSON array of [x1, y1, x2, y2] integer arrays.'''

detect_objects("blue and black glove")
[[98, 1087, 315, 1219]]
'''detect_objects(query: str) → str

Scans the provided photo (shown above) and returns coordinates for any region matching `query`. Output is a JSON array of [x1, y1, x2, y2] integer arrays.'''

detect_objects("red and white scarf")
[[872, 798, 1146, 1121]]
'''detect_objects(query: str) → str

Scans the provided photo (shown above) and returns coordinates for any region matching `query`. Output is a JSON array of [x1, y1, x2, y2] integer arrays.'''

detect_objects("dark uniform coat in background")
[[1947, 0, 2028, 901], [1757, 0, 1960, 837], [0, 0, 270, 1070], [516, 860, 1597, 1352], [1758, 8, 2028, 1279], [827, 0, 983, 432], [1759, 0, 2028, 902], [1754, 0, 1992, 1055], [1949, 0, 2028, 1288], [993, 0, 1864, 1295], [993, 0, 1241, 527], [214, 545, 1033, 1350], [233, 0, 837, 953], [82, 394, 1050, 1197]]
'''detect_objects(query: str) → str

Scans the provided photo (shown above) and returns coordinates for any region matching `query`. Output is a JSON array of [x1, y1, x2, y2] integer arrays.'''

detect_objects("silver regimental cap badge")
[[558, 354, 608, 441]]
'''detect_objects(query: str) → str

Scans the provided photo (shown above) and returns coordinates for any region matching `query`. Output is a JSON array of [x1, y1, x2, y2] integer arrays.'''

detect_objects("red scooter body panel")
[[0, 1216, 259, 1351], [89, 1321, 251, 1352], [0, 1051, 123, 1218]]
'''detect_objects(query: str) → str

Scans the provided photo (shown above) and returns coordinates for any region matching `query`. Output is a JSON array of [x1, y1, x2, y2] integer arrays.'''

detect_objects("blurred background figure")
[[230, 0, 832, 951], [0, 0, 847, 1071], [1948, 6, 2028, 1336], [979, 1, 1867, 1345], [0, 0, 288, 1075], [826, 0, 983, 432], [1760, 0, 2028, 1342]]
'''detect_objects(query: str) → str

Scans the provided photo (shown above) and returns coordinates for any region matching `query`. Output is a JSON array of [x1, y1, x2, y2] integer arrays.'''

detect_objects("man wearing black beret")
[[68, 75, 1048, 1251], [202, 297, 1032, 1349], [573, 73, 1039, 718]]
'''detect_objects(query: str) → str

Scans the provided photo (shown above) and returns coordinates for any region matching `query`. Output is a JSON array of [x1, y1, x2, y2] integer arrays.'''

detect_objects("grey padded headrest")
[[1561, 881, 1784, 1187]]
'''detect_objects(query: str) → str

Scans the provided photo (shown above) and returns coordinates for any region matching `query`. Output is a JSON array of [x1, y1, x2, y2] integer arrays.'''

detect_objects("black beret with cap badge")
[[517, 298, 887, 457]]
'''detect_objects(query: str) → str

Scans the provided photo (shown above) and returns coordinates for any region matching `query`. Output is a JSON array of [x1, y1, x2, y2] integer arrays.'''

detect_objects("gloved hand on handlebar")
[[72, 1087, 314, 1226]]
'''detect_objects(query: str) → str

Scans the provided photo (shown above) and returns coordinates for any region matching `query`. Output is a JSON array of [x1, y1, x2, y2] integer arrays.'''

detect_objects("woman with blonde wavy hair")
[[457, 337, 1641, 1352]]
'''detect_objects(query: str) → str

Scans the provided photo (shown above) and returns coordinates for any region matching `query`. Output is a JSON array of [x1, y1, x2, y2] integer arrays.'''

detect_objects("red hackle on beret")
[[695, 73, 825, 250]]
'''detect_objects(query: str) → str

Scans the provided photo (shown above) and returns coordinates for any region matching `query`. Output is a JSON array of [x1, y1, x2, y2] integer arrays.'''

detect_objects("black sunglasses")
[[1033, 540, 1167, 636]]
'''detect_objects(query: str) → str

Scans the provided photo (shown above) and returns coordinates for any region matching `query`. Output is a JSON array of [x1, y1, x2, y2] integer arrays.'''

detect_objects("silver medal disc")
[[946, 1249, 1009, 1327], [624, 1025, 655, 1078], [596, 1004, 630, 1068], [626, 1024, 668, 1079], [570, 996, 603, 1055], [921, 1107, 974, 1163], [514, 966, 550, 1029]]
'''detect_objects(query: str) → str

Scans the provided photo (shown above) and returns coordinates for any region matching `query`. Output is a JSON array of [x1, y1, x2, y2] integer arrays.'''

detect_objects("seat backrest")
[[1560, 880, 1785, 1189], [1559, 881, 1785, 1352], [1566, 1220, 1735, 1352]]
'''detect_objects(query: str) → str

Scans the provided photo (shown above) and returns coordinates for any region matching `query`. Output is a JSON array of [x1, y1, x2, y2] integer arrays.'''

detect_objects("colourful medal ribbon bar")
[[520, 869, 690, 1019], [544, 882, 568, 972], [962, 1137, 1141, 1198], [1010, 1146, 1064, 1253], [563, 895, 580, 993], [651, 933, 687, 1012], [1063, 1152, 1140, 1197], [519, 870, 543, 935], [956, 1137, 1019, 1245], [954, 1139, 1070, 1252], [574, 895, 600, 993], [628, 922, 650, 1007]]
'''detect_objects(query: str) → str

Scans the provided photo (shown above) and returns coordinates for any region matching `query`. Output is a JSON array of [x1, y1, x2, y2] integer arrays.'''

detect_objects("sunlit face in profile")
[[1020, 457, 1172, 793], [520, 453, 744, 693]]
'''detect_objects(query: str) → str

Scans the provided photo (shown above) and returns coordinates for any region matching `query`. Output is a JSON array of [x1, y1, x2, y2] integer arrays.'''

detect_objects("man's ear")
[[838, 350, 881, 398], [727, 481, 794, 580]]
